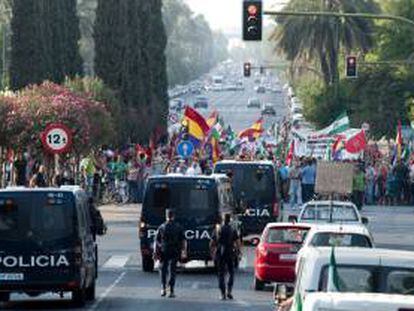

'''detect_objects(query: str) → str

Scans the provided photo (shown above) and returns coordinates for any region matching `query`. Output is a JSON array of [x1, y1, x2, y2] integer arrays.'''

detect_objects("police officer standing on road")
[[154, 209, 186, 298], [210, 213, 241, 300]]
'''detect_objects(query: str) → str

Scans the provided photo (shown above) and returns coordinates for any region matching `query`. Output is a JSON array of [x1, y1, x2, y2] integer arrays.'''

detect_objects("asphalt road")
[[4, 203, 414, 310], [178, 74, 286, 133]]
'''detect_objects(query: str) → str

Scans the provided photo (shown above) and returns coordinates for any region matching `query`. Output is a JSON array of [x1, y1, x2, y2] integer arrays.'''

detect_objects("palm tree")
[[272, 0, 380, 86]]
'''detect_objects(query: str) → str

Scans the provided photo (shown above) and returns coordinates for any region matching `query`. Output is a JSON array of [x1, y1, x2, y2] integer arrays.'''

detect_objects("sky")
[[184, 0, 287, 35]]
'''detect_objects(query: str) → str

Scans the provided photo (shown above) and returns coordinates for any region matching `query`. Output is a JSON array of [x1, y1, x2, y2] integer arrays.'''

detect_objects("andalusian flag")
[[291, 291, 303, 311], [238, 118, 264, 140], [327, 247, 340, 292], [207, 110, 219, 128]]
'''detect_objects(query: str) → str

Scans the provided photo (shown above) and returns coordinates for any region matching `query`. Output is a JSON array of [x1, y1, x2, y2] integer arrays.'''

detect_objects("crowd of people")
[[2, 142, 414, 209]]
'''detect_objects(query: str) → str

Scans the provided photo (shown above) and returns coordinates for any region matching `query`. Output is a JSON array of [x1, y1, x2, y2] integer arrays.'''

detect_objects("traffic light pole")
[[263, 10, 414, 101]]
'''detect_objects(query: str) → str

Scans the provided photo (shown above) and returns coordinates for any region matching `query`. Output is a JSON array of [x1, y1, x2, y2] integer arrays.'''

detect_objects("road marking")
[[89, 272, 126, 311], [102, 255, 130, 269]]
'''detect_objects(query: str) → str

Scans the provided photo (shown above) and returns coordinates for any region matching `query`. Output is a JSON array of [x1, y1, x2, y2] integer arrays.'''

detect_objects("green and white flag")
[[317, 112, 350, 136], [327, 247, 340, 292], [291, 291, 303, 311]]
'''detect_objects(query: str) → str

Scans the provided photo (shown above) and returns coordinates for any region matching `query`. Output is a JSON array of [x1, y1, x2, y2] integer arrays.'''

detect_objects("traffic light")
[[346, 56, 357, 78], [242, 0, 263, 41], [244, 62, 251, 77]]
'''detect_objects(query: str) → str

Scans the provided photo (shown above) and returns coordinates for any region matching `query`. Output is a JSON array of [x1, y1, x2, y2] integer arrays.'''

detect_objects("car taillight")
[[74, 242, 83, 266], [139, 220, 147, 238], [258, 244, 268, 257], [272, 201, 279, 217]]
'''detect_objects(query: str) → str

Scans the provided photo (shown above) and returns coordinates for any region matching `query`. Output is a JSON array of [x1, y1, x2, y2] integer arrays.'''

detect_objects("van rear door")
[[0, 192, 78, 288]]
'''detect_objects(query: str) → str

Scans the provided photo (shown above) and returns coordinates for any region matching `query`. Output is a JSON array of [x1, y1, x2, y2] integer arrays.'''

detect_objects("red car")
[[254, 223, 312, 290]]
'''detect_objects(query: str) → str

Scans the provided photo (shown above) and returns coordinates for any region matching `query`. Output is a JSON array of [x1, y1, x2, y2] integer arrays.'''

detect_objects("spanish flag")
[[238, 118, 264, 140], [182, 106, 210, 145]]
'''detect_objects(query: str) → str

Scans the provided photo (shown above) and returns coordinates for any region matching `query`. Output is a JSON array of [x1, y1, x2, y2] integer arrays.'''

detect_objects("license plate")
[[279, 254, 296, 261], [0, 273, 24, 281]]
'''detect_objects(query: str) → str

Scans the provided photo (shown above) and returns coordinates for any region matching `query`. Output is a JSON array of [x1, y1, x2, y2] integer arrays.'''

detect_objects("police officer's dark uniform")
[[211, 214, 240, 300], [154, 210, 185, 298]]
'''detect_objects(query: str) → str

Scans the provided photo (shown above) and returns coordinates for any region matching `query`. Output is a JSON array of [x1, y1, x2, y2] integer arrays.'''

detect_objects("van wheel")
[[142, 256, 154, 272], [72, 287, 86, 307], [254, 277, 265, 291], [85, 281, 96, 301], [0, 292, 10, 302]]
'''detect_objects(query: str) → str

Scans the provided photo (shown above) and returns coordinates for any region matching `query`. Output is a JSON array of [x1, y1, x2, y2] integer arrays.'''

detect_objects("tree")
[[272, 0, 379, 86], [10, 0, 82, 90], [94, 0, 168, 142], [163, 0, 228, 86]]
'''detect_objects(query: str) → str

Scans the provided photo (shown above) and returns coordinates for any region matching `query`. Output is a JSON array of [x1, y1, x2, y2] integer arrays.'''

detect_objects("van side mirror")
[[362, 217, 369, 225], [288, 215, 298, 223]]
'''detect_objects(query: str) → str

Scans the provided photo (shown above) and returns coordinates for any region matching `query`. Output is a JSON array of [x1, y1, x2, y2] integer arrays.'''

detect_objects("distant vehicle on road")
[[139, 175, 240, 272], [262, 103, 276, 116], [0, 188, 99, 306], [254, 223, 311, 291], [247, 98, 261, 108], [214, 161, 282, 242], [289, 201, 368, 225], [211, 75, 224, 91], [194, 96, 208, 109], [256, 86, 266, 94]]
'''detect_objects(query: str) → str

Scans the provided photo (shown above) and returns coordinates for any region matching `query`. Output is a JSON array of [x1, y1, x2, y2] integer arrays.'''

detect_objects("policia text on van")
[[139, 174, 241, 272], [0, 187, 105, 307]]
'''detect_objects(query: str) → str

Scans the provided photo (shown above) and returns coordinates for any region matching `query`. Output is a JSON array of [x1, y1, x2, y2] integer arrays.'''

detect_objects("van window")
[[145, 180, 217, 219], [0, 193, 76, 243], [301, 205, 359, 222], [215, 164, 275, 204], [320, 265, 376, 292], [385, 269, 414, 295]]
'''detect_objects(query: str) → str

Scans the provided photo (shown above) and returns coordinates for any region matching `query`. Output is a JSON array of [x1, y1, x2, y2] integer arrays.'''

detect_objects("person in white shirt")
[[186, 159, 202, 176]]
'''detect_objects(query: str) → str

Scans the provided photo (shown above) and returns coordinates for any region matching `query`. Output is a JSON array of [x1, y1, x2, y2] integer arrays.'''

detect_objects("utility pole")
[[264, 10, 414, 101]]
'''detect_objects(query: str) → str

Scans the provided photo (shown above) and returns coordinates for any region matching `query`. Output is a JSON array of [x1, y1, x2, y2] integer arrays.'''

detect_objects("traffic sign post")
[[177, 141, 194, 158], [41, 123, 73, 155]]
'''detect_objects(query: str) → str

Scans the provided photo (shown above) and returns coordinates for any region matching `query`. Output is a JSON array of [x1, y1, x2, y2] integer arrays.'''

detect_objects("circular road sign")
[[177, 141, 194, 158], [41, 123, 73, 154]]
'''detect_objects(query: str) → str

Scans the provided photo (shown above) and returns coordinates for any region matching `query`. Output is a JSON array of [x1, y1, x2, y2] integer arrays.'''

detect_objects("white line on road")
[[102, 255, 130, 269], [89, 272, 126, 311]]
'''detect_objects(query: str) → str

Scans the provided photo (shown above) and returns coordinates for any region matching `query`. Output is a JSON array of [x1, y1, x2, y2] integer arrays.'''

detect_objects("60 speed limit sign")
[[41, 123, 73, 154]]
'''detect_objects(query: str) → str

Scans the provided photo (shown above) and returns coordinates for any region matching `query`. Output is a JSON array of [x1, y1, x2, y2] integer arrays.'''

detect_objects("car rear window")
[[310, 233, 372, 247], [266, 227, 309, 244], [0, 192, 76, 243], [301, 205, 358, 222], [320, 265, 376, 292]]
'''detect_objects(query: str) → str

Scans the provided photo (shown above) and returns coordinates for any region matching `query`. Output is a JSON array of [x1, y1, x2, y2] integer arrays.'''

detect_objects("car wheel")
[[0, 292, 10, 302], [142, 256, 154, 272], [254, 277, 265, 291], [85, 281, 96, 301], [72, 287, 86, 307]]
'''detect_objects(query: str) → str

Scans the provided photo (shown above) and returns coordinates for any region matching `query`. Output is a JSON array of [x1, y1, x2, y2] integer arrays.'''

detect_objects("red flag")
[[286, 140, 295, 165], [345, 131, 366, 153]]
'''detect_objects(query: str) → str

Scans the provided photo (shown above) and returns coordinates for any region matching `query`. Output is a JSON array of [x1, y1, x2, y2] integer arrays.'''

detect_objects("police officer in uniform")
[[154, 209, 186, 298], [210, 213, 241, 300]]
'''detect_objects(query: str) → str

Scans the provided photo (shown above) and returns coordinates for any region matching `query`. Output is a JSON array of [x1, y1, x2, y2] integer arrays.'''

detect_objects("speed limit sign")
[[41, 123, 73, 154]]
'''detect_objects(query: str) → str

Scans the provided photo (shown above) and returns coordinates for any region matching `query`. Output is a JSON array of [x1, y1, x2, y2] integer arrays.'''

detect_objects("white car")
[[290, 200, 368, 225], [292, 247, 414, 307], [302, 224, 374, 248], [303, 292, 414, 311], [295, 224, 374, 274]]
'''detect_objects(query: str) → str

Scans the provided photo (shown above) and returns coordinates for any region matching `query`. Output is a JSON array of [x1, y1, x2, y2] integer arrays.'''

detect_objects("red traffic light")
[[346, 56, 357, 78], [248, 5, 258, 15]]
